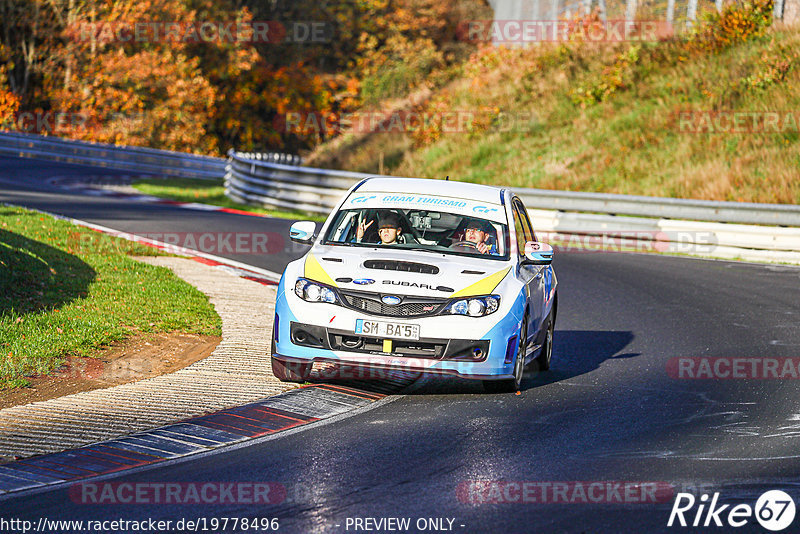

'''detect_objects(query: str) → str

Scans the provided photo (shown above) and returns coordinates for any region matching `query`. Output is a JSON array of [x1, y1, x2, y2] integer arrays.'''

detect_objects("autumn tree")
[[0, 43, 21, 126], [0, 0, 489, 153]]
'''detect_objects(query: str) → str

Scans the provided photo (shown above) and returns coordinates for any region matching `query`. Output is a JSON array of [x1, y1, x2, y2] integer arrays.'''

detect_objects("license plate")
[[355, 319, 420, 340]]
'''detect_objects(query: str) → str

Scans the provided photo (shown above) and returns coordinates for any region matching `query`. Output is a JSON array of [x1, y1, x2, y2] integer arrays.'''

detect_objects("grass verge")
[[0, 205, 221, 391], [305, 2, 800, 204], [131, 177, 326, 222]]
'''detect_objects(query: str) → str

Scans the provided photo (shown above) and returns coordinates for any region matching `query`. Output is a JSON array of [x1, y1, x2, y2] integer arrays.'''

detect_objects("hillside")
[[305, 1, 800, 204]]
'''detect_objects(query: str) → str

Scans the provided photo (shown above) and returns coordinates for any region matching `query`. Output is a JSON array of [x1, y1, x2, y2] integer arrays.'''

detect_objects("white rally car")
[[272, 177, 557, 392]]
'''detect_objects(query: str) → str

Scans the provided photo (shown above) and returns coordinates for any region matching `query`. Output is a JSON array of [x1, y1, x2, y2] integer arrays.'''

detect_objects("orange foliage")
[[0, 0, 485, 153], [0, 44, 20, 126], [688, 0, 773, 54]]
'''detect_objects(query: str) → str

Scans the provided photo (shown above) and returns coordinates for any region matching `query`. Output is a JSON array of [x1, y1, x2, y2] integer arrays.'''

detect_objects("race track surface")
[[2, 156, 800, 533]]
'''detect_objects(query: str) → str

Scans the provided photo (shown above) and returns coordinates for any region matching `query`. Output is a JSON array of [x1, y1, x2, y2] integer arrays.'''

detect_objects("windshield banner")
[[342, 193, 507, 223]]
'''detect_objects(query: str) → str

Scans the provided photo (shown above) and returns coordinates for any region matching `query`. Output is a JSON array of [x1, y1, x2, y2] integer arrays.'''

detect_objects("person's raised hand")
[[356, 219, 373, 241]]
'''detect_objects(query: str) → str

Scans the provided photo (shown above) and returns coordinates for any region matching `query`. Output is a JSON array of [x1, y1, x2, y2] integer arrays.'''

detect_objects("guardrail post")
[[774, 0, 785, 20], [686, 0, 698, 28]]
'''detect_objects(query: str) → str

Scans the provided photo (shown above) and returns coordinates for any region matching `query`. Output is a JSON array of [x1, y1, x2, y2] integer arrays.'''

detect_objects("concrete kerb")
[[0, 256, 291, 463], [0, 204, 415, 497]]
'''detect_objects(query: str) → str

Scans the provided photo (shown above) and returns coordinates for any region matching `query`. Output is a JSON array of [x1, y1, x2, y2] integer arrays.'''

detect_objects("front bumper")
[[273, 277, 525, 381], [270, 352, 515, 381]]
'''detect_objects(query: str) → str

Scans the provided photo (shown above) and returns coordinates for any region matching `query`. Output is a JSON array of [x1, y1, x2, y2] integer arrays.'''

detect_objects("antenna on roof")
[[445, 175, 449, 181]]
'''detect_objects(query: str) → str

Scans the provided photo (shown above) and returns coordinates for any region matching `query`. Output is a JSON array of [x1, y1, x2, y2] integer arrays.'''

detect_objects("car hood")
[[301, 245, 512, 299]]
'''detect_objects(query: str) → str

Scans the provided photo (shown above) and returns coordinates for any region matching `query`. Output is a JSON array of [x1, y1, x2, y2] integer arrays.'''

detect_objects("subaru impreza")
[[272, 177, 557, 392]]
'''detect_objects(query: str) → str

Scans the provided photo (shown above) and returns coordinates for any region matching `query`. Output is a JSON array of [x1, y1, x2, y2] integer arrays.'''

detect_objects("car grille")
[[340, 291, 447, 318], [328, 333, 447, 358]]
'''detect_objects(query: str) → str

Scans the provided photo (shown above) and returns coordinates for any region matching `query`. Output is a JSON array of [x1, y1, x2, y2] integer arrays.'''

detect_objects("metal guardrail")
[[516, 189, 800, 227], [225, 149, 366, 214], [226, 150, 800, 264], [529, 209, 800, 263], [235, 152, 303, 166], [226, 150, 800, 226], [0, 131, 226, 179], [1, 135, 797, 263]]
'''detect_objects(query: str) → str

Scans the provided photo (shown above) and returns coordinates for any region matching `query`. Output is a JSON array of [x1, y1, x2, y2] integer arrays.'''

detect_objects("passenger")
[[356, 213, 402, 245], [375, 213, 403, 245]]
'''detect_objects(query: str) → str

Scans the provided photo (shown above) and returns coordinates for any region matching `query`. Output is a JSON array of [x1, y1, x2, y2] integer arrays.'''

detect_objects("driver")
[[464, 219, 496, 254], [356, 212, 402, 245]]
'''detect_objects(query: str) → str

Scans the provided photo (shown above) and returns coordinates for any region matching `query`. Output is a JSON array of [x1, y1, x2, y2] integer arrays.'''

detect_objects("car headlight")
[[445, 295, 500, 317], [294, 278, 338, 304]]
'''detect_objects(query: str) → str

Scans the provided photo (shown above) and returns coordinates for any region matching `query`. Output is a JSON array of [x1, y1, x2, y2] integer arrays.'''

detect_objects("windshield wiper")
[[402, 247, 446, 254]]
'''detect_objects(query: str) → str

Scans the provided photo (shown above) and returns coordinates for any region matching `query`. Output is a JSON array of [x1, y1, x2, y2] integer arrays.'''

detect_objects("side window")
[[516, 199, 537, 242], [512, 204, 527, 258], [512, 199, 534, 254]]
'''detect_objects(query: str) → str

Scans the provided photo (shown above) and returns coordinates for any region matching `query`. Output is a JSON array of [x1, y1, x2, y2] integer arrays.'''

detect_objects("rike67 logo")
[[668, 490, 796, 531]]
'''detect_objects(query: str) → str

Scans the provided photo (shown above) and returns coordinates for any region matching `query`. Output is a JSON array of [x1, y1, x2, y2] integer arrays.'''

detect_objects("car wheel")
[[484, 316, 527, 393], [271, 356, 312, 383], [536, 317, 554, 371]]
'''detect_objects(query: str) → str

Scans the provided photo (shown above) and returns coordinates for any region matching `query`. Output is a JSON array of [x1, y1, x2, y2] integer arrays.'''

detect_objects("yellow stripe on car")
[[304, 254, 337, 287], [451, 266, 511, 298]]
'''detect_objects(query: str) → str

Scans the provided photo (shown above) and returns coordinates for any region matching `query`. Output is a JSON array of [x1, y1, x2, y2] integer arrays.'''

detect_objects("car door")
[[511, 197, 545, 354]]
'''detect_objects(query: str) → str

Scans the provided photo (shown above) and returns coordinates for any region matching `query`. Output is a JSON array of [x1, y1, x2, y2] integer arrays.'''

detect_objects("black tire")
[[535, 317, 555, 371], [484, 316, 527, 393], [271, 356, 312, 383]]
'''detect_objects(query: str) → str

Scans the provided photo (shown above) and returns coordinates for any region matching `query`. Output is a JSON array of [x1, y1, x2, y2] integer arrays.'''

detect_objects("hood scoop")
[[364, 259, 439, 275]]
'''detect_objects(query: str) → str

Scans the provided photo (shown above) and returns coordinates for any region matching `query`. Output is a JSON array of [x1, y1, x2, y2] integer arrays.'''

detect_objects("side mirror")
[[522, 241, 553, 265], [289, 221, 317, 244]]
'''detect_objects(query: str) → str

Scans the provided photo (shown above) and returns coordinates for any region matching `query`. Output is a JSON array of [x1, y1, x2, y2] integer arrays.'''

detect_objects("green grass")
[[305, 6, 800, 205], [360, 40, 445, 105], [0, 206, 221, 390], [132, 178, 326, 221]]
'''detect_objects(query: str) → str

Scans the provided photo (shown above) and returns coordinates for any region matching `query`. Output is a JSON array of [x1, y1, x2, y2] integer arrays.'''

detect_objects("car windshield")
[[322, 207, 509, 260]]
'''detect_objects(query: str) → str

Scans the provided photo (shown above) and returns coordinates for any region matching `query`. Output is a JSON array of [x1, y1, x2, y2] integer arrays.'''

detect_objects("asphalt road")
[[2, 155, 800, 533], [0, 157, 305, 274]]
